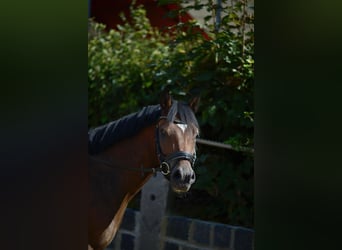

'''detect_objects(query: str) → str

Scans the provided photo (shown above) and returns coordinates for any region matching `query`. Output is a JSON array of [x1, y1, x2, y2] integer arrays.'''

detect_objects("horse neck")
[[88, 125, 160, 248], [103, 124, 158, 170], [96, 124, 159, 197]]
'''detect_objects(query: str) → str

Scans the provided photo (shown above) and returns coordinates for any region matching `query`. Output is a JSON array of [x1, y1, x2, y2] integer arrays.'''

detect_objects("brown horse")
[[88, 91, 200, 250]]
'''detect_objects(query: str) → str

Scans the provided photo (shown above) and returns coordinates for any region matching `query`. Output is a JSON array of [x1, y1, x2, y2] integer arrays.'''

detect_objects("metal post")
[[216, 0, 222, 31]]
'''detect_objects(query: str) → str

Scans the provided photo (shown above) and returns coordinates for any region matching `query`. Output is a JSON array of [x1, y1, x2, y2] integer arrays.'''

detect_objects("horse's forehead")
[[176, 123, 187, 133], [173, 123, 198, 137], [162, 120, 198, 136]]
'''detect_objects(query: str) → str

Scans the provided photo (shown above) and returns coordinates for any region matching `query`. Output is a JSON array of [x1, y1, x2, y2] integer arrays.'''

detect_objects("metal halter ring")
[[160, 162, 171, 175]]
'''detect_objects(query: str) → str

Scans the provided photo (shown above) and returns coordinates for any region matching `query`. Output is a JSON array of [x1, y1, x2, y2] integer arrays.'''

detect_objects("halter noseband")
[[155, 116, 197, 176]]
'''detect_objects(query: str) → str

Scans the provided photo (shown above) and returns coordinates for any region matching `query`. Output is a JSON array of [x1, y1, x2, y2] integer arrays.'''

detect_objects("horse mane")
[[88, 100, 198, 155], [88, 105, 161, 155]]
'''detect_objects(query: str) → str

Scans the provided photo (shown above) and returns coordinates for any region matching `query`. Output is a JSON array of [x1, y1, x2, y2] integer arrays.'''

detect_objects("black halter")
[[89, 116, 196, 177], [155, 116, 197, 177]]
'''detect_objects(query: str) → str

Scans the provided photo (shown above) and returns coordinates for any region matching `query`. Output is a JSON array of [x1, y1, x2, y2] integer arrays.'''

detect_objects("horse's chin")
[[171, 185, 191, 194]]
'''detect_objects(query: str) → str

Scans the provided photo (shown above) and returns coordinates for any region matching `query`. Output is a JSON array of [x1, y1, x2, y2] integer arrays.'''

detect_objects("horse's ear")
[[160, 88, 172, 112], [189, 96, 200, 113]]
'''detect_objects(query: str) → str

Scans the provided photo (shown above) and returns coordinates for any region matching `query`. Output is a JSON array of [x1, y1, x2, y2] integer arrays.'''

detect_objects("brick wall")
[[106, 208, 254, 250]]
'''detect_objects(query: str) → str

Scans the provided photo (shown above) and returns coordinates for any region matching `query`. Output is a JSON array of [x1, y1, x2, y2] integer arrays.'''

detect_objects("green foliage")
[[88, 6, 171, 125], [88, 0, 254, 227]]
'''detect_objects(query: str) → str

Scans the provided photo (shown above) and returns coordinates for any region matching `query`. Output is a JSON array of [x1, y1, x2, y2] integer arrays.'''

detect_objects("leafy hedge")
[[88, 0, 254, 227]]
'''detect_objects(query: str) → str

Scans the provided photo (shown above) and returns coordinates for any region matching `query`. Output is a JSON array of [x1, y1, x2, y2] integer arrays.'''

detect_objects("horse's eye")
[[160, 129, 167, 136]]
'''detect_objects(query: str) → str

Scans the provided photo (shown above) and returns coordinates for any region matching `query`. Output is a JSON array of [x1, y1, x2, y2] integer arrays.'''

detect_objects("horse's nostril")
[[173, 169, 182, 180], [191, 173, 195, 180]]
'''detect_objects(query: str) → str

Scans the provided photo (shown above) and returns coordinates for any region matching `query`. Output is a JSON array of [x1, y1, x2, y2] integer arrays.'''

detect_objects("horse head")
[[157, 90, 200, 193]]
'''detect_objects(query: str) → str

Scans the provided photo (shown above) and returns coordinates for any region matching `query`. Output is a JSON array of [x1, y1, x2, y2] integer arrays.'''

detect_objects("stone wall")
[[106, 208, 254, 250]]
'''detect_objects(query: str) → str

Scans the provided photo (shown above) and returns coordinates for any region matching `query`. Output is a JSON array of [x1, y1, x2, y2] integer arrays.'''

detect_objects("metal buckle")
[[160, 162, 171, 175]]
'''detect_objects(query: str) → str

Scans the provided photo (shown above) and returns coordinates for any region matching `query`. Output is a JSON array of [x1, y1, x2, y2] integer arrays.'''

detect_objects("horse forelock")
[[166, 100, 199, 130]]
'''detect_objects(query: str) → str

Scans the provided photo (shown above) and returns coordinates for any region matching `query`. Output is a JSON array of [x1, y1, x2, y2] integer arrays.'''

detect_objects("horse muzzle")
[[169, 161, 196, 193]]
